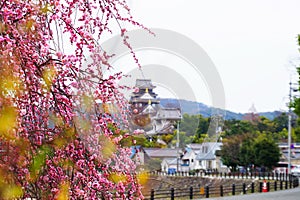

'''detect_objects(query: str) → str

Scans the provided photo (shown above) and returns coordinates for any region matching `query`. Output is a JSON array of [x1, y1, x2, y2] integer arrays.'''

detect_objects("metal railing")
[[144, 177, 299, 199]]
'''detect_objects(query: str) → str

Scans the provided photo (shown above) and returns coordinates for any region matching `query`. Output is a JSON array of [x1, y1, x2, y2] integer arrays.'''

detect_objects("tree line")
[[122, 112, 298, 171]]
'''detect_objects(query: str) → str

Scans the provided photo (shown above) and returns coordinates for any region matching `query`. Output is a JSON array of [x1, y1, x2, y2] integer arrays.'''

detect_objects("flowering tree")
[[0, 0, 146, 199]]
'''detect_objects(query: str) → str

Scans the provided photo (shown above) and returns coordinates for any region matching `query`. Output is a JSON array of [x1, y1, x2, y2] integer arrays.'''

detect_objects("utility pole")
[[288, 81, 292, 174], [176, 122, 180, 172]]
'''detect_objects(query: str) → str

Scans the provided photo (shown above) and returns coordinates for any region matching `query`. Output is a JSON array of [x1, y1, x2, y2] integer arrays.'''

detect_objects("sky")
[[107, 0, 300, 113]]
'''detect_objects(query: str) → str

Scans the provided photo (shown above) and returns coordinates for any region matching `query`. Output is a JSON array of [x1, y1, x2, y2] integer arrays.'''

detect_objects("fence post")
[[171, 188, 174, 200], [285, 173, 287, 181], [267, 181, 270, 192], [280, 181, 283, 190], [251, 182, 255, 193], [220, 185, 223, 197], [293, 177, 299, 188], [259, 182, 262, 192], [295, 178, 298, 187], [205, 186, 209, 198], [150, 189, 154, 200], [232, 184, 235, 196], [243, 183, 246, 194], [189, 187, 193, 199], [274, 181, 277, 191], [285, 180, 288, 189]]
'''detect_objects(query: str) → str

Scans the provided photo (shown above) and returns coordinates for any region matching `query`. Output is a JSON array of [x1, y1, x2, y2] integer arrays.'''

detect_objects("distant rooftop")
[[155, 108, 182, 120], [144, 148, 179, 158]]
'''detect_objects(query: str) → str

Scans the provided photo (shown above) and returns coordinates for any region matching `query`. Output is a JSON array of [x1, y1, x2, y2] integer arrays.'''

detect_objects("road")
[[199, 187, 300, 200]]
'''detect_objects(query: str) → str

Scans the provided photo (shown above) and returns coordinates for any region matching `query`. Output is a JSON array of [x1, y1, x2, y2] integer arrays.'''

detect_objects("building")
[[130, 146, 150, 165], [143, 148, 181, 172], [129, 79, 181, 136], [243, 104, 260, 123], [278, 143, 300, 165], [195, 142, 223, 171]]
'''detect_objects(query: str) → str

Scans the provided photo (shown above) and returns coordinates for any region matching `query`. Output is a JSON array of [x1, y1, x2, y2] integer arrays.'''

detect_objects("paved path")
[[198, 187, 300, 200]]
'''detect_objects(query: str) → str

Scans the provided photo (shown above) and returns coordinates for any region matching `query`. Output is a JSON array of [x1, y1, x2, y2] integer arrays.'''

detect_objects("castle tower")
[[129, 79, 160, 115], [129, 79, 181, 136]]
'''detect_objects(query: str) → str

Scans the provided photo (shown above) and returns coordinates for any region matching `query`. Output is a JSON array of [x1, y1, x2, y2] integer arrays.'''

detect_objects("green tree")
[[252, 133, 281, 170], [273, 113, 288, 132], [220, 135, 243, 170], [257, 116, 275, 133], [179, 114, 210, 143], [180, 114, 199, 137], [195, 115, 209, 136], [223, 119, 257, 136], [239, 134, 256, 168], [171, 131, 192, 148]]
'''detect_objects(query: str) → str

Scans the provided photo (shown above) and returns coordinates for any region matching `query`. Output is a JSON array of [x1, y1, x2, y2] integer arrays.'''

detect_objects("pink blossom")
[[133, 129, 145, 135], [0, 0, 145, 199]]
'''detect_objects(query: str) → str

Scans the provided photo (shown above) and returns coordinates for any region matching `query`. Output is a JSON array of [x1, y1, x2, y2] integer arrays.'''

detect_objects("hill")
[[160, 98, 283, 120]]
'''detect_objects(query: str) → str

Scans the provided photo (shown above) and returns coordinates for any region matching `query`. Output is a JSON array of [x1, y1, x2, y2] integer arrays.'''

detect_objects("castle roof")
[[135, 79, 156, 89], [155, 108, 182, 120]]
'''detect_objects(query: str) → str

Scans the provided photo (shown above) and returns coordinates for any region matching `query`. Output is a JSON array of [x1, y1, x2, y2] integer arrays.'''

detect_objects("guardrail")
[[144, 177, 299, 199]]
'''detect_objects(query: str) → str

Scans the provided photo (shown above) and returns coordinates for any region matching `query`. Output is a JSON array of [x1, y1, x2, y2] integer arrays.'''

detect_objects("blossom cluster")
[[0, 0, 146, 199]]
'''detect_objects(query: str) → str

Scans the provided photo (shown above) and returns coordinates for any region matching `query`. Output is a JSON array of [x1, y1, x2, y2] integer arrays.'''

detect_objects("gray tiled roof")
[[144, 148, 179, 158], [155, 108, 182, 120], [195, 142, 222, 161], [163, 158, 178, 165], [135, 79, 155, 89], [196, 151, 216, 160], [187, 143, 203, 150]]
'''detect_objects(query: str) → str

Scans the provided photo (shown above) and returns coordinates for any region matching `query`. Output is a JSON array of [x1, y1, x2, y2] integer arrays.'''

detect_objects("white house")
[[195, 142, 224, 171], [179, 142, 228, 172], [181, 144, 202, 172], [143, 148, 181, 172], [161, 158, 178, 173]]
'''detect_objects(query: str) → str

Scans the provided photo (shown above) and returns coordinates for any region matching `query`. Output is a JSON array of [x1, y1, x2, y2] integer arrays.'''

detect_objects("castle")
[[129, 79, 182, 136]]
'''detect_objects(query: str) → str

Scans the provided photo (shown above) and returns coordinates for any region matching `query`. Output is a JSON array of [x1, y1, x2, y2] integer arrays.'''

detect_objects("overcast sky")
[[116, 0, 300, 113]]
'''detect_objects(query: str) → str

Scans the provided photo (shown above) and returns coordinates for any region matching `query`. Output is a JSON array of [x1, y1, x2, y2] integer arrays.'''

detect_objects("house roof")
[[162, 158, 178, 165], [195, 142, 222, 161], [182, 150, 195, 160], [144, 148, 179, 158], [186, 143, 203, 150], [196, 150, 216, 160]]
